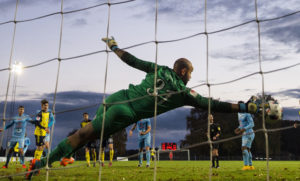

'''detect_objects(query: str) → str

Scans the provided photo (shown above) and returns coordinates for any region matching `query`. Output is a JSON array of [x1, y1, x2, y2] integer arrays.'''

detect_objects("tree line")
[[180, 108, 300, 160]]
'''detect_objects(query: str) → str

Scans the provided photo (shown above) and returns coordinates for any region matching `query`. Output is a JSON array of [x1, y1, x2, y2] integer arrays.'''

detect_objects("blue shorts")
[[44, 133, 50, 142], [242, 133, 255, 148], [44, 134, 50, 142], [138, 136, 151, 149], [23, 145, 29, 154], [9, 138, 24, 149]]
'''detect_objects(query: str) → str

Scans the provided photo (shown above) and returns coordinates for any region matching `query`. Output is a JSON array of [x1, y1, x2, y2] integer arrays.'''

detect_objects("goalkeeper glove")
[[101, 36, 119, 51]]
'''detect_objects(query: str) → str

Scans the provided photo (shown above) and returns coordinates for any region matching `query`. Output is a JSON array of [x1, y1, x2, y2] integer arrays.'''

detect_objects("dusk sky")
[[0, 0, 300, 150]]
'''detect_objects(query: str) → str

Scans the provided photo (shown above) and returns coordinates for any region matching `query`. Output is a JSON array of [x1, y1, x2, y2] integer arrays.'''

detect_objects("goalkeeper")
[[26, 37, 258, 178]]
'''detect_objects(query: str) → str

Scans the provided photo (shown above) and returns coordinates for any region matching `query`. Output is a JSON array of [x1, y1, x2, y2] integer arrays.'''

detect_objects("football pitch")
[[1, 160, 299, 180]]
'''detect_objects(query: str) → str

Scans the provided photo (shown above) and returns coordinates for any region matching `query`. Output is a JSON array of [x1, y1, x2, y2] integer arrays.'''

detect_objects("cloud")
[[282, 107, 300, 120], [130, 0, 300, 59], [130, 0, 203, 22], [43, 90, 104, 105], [0, 0, 33, 12], [0, 0, 17, 13], [242, 88, 256, 92], [273, 88, 300, 99], [211, 42, 258, 62], [208, 0, 254, 19], [0, 0, 57, 14], [262, 15, 300, 52], [210, 40, 286, 70], [155, 107, 191, 130], [126, 107, 191, 149], [131, 0, 255, 24], [154, 129, 188, 141], [71, 18, 88, 27]]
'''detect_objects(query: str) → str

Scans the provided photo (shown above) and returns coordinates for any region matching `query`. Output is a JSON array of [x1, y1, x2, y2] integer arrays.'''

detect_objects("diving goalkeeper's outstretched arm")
[[102, 37, 156, 73]]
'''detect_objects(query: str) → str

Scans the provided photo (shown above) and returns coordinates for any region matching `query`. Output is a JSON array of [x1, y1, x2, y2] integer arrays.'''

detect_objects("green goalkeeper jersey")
[[120, 52, 233, 118]]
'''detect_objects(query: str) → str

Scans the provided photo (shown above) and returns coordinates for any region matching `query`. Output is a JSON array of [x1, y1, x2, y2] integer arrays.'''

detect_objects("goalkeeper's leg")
[[27, 91, 136, 178], [38, 122, 97, 168], [38, 101, 136, 169]]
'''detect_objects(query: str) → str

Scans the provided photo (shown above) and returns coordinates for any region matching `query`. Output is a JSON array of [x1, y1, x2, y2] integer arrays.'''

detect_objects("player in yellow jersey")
[[33, 99, 55, 160], [81, 113, 97, 167]]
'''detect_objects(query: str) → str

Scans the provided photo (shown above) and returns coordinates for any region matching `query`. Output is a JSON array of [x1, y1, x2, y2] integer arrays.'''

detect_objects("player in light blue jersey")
[[0, 106, 34, 169], [129, 118, 151, 167], [235, 112, 255, 170]]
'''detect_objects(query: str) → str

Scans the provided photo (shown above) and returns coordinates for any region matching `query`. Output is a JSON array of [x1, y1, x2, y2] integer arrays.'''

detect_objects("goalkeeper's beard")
[[181, 74, 189, 85]]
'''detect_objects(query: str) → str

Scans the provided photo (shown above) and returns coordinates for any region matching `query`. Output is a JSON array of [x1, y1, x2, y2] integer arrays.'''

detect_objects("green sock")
[[41, 139, 74, 167]]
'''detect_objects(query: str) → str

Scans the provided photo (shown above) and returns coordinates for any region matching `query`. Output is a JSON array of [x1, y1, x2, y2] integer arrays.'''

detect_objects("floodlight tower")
[[10, 61, 23, 112], [11, 61, 23, 75]]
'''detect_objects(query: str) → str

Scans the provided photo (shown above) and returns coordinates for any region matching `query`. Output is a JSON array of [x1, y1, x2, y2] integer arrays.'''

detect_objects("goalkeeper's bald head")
[[173, 58, 193, 85]]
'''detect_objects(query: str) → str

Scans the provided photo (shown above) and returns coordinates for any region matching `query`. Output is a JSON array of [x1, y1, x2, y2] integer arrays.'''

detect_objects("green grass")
[[1, 160, 300, 180]]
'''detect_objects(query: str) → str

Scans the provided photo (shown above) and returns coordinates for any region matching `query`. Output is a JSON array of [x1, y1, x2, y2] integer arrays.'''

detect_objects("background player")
[[235, 112, 255, 170], [209, 114, 221, 168], [26, 37, 259, 179], [100, 135, 114, 167], [0, 106, 33, 169], [81, 113, 97, 167], [129, 119, 152, 167], [33, 99, 55, 160]]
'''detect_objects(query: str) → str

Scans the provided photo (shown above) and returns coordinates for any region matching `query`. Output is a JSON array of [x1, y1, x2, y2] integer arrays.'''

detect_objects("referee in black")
[[209, 114, 221, 168]]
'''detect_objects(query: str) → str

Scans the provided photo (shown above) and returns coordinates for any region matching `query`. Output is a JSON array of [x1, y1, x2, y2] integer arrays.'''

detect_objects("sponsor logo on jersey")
[[190, 90, 198, 97]]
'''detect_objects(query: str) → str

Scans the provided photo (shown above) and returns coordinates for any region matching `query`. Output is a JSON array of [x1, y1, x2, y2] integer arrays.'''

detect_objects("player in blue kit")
[[0, 106, 34, 169], [235, 112, 255, 170], [129, 119, 152, 167]]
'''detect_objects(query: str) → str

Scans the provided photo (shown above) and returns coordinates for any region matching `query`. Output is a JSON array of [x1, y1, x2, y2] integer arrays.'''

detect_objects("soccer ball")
[[265, 101, 283, 122]]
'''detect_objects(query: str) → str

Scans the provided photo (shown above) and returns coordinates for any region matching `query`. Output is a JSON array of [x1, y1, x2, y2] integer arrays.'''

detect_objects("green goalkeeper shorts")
[[91, 90, 137, 139]]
